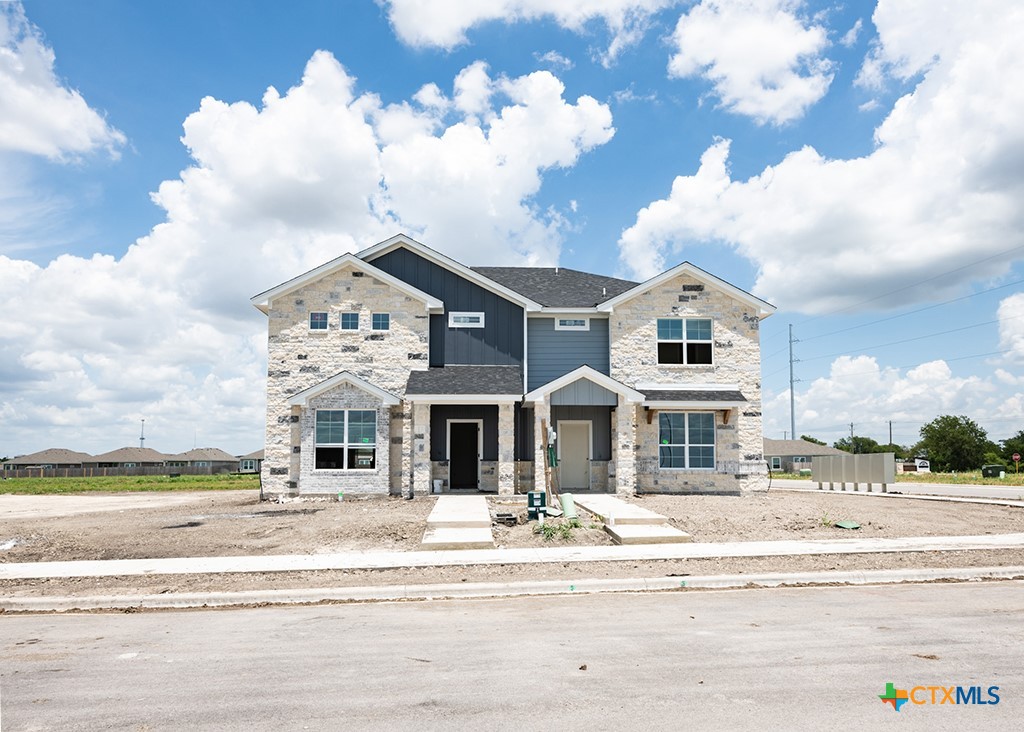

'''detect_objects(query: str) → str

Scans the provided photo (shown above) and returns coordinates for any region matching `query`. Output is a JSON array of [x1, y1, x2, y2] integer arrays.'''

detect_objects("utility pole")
[[889, 420, 893, 446], [788, 324, 798, 442], [850, 422, 855, 453], [140, 419, 146, 449]]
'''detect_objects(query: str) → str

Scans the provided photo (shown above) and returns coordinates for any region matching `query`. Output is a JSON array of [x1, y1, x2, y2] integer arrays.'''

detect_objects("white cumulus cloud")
[[0, 1, 124, 159], [383, 0, 674, 65], [667, 0, 833, 125], [998, 293, 1024, 362], [0, 51, 614, 454], [619, 0, 1024, 313], [763, 354, 1021, 446]]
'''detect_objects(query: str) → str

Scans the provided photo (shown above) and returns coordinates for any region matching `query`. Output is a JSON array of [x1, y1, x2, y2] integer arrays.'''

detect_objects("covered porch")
[[523, 366, 644, 495], [405, 366, 522, 496]]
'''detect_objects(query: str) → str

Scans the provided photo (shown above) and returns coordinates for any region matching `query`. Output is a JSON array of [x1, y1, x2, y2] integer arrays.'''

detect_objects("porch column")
[[532, 399, 550, 493], [497, 402, 515, 496], [412, 402, 431, 496], [615, 403, 637, 495], [401, 400, 413, 498]]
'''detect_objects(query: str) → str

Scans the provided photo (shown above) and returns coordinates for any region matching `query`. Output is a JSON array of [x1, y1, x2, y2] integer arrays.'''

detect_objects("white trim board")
[[357, 233, 543, 311], [287, 371, 401, 407], [251, 253, 444, 314]]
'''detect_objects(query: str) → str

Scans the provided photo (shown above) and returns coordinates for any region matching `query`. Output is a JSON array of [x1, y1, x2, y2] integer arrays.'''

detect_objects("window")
[[659, 412, 715, 469], [793, 456, 807, 463], [315, 409, 377, 470], [555, 318, 589, 331], [372, 313, 390, 331], [657, 318, 712, 364], [340, 313, 359, 330], [309, 312, 328, 331], [770, 457, 782, 470], [448, 311, 485, 328], [240, 459, 257, 471]]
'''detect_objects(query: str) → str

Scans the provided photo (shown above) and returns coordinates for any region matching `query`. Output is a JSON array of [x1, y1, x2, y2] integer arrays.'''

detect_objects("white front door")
[[558, 421, 591, 490]]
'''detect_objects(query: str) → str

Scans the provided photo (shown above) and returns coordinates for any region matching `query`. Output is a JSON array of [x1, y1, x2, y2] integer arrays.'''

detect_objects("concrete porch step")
[[573, 495, 669, 526], [419, 527, 495, 551], [426, 495, 491, 529], [604, 523, 692, 545]]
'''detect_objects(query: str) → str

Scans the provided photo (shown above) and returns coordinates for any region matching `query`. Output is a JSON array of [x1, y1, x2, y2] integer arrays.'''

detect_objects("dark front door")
[[449, 422, 479, 489]]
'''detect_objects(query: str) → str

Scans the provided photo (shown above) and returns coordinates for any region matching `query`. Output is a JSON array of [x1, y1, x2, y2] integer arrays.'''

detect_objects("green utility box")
[[982, 464, 1007, 478], [527, 490, 547, 520]]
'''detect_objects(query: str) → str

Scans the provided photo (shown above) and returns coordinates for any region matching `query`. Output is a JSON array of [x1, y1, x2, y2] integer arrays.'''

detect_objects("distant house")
[[3, 448, 93, 470], [165, 447, 239, 473], [238, 449, 264, 474], [83, 447, 169, 469], [763, 438, 847, 472]]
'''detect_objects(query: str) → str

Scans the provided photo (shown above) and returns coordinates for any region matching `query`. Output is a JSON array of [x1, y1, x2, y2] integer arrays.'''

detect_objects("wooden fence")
[[0, 465, 238, 479]]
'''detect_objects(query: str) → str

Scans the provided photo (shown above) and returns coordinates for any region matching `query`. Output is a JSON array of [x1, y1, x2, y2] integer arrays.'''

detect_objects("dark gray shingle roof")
[[471, 267, 638, 307], [406, 366, 523, 395], [642, 390, 746, 403]]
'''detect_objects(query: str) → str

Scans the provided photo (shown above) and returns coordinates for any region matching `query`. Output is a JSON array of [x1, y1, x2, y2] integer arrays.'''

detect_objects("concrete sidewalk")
[[3, 532, 1024, 580], [772, 478, 1024, 502], [4, 566, 1024, 613]]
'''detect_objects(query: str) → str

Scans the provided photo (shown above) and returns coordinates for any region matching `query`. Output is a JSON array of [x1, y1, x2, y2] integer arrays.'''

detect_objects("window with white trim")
[[448, 311, 485, 328], [770, 456, 782, 470], [315, 409, 377, 470], [659, 412, 715, 469], [309, 312, 329, 331], [240, 459, 257, 472], [340, 312, 359, 330], [555, 318, 589, 331], [371, 313, 390, 331], [657, 318, 712, 364]]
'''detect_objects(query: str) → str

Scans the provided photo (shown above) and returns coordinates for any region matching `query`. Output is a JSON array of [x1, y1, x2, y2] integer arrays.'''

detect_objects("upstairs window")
[[340, 312, 359, 330], [372, 313, 390, 331], [449, 312, 485, 328], [555, 318, 589, 331], [657, 318, 712, 364], [309, 312, 329, 331], [659, 412, 715, 469], [315, 409, 377, 470]]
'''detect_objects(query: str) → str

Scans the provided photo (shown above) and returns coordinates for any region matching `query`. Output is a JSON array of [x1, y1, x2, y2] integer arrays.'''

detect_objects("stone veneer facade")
[[259, 250, 770, 498], [261, 264, 431, 496], [608, 272, 767, 493]]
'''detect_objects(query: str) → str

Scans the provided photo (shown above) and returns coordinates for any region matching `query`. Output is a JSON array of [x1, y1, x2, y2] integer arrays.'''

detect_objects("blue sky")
[[1, 0, 1022, 457]]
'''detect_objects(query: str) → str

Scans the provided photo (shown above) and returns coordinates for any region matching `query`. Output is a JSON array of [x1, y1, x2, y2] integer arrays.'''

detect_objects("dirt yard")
[[1, 490, 1022, 599]]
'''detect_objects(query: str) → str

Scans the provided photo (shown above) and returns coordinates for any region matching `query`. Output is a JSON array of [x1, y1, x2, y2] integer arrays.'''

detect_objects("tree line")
[[801, 416, 1023, 472]]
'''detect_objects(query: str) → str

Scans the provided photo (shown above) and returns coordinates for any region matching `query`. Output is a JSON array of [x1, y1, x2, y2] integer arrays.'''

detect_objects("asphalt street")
[[2, 581, 1021, 731]]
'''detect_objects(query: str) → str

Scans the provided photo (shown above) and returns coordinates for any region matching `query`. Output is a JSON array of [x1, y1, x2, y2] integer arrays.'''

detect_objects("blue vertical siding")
[[369, 247, 524, 367], [527, 318, 610, 391]]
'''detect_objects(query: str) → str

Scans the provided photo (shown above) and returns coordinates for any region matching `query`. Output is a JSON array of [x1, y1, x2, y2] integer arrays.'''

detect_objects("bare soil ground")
[[1, 490, 1022, 599]]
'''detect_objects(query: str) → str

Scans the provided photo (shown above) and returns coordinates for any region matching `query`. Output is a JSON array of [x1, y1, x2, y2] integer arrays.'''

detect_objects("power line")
[[798, 242, 1024, 325], [763, 348, 1015, 386], [797, 314, 1024, 364], [798, 277, 1024, 343]]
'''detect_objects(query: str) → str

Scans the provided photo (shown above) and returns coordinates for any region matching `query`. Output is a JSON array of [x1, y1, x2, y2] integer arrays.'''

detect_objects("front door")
[[449, 421, 480, 489], [558, 421, 590, 490]]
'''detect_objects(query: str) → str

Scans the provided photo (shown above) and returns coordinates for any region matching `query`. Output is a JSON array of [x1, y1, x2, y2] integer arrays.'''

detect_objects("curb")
[[4, 566, 1023, 613]]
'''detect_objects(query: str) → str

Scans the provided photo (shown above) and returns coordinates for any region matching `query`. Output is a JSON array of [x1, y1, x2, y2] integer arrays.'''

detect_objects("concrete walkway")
[[3, 532, 1023, 580], [574, 494, 691, 544], [420, 495, 494, 549]]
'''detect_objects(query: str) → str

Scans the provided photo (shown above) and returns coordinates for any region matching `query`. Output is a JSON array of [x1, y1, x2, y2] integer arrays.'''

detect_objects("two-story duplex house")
[[252, 234, 775, 498]]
